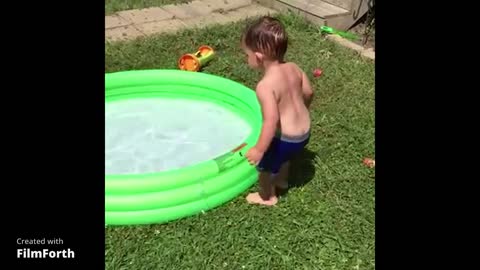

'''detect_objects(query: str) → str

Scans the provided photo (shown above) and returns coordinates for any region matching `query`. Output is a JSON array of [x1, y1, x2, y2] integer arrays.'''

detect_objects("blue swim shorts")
[[257, 131, 310, 175]]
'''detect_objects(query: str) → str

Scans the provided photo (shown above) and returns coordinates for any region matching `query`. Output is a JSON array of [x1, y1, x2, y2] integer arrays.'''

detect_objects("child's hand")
[[245, 147, 264, 166]]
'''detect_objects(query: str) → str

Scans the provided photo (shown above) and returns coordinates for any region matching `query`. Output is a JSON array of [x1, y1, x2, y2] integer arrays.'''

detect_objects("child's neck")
[[262, 59, 284, 74]]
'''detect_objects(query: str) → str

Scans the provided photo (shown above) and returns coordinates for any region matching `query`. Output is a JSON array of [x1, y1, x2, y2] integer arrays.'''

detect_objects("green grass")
[[105, 0, 190, 15], [105, 14, 375, 270]]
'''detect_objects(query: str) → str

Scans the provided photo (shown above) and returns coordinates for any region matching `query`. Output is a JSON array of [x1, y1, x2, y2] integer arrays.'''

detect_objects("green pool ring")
[[105, 70, 262, 225]]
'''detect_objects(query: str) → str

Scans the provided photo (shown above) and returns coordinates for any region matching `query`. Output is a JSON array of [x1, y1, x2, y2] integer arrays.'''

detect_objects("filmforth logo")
[[17, 248, 75, 259]]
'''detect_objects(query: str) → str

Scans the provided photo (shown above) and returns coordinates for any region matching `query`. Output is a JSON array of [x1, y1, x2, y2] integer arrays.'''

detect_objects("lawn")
[[105, 13, 375, 270], [105, 0, 190, 15]]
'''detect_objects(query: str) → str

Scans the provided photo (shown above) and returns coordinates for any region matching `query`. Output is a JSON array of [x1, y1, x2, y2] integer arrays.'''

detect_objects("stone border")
[[325, 34, 375, 60]]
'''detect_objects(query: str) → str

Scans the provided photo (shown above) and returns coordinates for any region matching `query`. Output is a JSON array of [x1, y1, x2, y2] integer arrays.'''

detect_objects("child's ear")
[[254, 52, 264, 63]]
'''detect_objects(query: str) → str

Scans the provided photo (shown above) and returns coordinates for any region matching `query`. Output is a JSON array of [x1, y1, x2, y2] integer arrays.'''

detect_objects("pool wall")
[[105, 70, 262, 225]]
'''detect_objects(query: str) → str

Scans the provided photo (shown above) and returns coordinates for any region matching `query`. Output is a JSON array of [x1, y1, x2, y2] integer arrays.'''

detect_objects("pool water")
[[105, 98, 252, 175]]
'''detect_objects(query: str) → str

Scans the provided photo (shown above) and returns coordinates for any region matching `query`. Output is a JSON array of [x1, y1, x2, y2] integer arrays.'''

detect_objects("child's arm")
[[301, 71, 314, 108], [246, 83, 279, 165], [254, 84, 280, 153]]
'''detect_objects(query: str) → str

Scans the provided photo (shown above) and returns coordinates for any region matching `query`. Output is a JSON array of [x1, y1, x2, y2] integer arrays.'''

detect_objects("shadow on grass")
[[277, 148, 317, 196]]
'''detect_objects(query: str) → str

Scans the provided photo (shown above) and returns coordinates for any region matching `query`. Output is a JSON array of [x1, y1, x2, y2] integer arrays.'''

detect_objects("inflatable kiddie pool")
[[105, 70, 261, 225]]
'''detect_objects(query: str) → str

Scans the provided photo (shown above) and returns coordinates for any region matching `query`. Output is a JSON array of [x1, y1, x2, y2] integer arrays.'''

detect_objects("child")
[[242, 16, 314, 206]]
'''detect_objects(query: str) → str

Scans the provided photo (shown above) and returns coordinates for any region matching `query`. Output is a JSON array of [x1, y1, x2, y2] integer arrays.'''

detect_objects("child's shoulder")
[[284, 61, 304, 74], [256, 77, 272, 91], [255, 77, 279, 98]]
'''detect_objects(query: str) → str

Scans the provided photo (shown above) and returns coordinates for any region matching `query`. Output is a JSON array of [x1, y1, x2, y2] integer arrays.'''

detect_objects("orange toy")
[[178, 45, 215, 72]]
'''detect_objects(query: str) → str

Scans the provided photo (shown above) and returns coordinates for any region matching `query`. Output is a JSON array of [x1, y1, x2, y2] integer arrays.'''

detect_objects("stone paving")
[[105, 0, 277, 42], [104, 0, 374, 60]]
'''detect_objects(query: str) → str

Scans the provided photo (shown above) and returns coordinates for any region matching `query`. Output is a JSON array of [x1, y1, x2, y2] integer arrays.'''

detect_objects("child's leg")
[[246, 171, 278, 206], [259, 171, 276, 200], [273, 161, 290, 189]]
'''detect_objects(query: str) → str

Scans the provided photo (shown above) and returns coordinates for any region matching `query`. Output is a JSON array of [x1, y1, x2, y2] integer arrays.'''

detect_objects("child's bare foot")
[[246, 192, 278, 206]]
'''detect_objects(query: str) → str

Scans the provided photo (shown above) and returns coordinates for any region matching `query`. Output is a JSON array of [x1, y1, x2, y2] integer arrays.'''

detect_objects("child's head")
[[241, 16, 288, 69]]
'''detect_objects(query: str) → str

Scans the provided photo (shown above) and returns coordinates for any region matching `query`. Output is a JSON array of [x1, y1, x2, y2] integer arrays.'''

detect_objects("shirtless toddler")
[[242, 16, 314, 206]]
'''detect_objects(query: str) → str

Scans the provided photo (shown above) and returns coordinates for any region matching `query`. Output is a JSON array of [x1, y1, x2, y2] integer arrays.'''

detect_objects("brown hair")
[[242, 16, 288, 61]]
